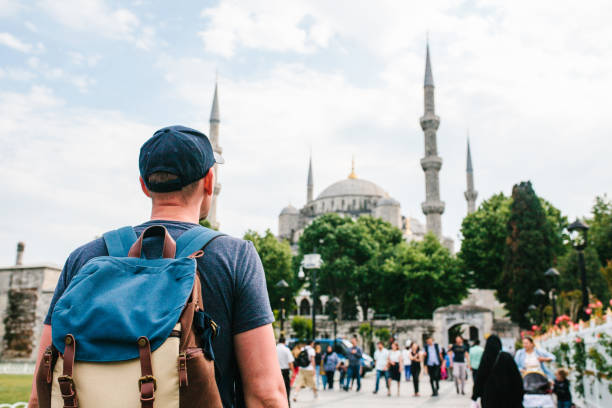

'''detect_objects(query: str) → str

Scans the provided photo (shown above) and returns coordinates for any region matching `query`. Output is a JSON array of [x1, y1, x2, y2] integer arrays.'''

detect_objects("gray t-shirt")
[[44, 220, 275, 408]]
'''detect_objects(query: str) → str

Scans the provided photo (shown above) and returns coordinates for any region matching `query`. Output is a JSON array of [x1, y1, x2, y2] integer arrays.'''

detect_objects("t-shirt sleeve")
[[288, 349, 295, 363], [231, 241, 275, 335]]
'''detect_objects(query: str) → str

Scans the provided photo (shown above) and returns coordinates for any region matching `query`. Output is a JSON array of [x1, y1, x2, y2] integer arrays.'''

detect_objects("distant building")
[[278, 41, 480, 251], [0, 243, 60, 364]]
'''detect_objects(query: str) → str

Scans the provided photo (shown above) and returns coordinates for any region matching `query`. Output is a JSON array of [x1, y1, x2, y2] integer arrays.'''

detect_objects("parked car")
[[288, 338, 375, 376]]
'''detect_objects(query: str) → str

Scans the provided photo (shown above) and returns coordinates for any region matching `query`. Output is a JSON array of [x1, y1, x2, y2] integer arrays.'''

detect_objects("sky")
[[1, 0, 611, 267]]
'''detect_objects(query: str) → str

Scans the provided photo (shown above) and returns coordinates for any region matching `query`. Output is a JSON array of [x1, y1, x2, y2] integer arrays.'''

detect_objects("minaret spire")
[[419, 39, 445, 238], [208, 78, 222, 229], [307, 153, 314, 203], [464, 136, 478, 214], [348, 155, 357, 179]]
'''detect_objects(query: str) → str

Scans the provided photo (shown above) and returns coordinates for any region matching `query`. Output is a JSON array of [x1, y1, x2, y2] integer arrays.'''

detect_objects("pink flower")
[[586, 308, 592, 315], [532, 325, 538, 331], [596, 300, 603, 308], [609, 299, 612, 306], [575, 337, 582, 343]]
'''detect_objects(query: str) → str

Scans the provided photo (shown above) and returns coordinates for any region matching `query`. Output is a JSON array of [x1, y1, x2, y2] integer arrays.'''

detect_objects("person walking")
[[277, 337, 295, 405], [482, 351, 524, 408], [293, 340, 317, 401], [402, 341, 412, 382], [28, 125, 286, 408], [468, 339, 484, 384], [344, 337, 363, 392], [553, 368, 573, 408], [409, 342, 422, 396], [424, 336, 443, 396], [388, 341, 402, 396], [514, 336, 555, 379], [314, 343, 324, 390], [322, 345, 339, 390], [471, 334, 502, 406], [448, 335, 470, 395], [373, 341, 390, 395]]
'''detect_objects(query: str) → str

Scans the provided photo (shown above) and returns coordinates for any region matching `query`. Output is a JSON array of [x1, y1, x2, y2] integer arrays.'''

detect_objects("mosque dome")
[[376, 197, 400, 207], [316, 177, 387, 200], [280, 204, 299, 215]]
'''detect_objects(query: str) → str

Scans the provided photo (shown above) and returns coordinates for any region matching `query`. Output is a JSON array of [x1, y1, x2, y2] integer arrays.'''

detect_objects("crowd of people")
[[277, 333, 574, 408]]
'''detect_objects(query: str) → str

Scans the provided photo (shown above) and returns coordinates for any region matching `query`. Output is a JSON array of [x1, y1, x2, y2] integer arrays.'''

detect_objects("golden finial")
[[348, 155, 357, 179]]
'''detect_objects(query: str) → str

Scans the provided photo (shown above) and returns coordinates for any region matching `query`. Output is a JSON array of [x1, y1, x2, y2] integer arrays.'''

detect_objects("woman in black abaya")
[[471, 334, 503, 404], [482, 351, 524, 408]]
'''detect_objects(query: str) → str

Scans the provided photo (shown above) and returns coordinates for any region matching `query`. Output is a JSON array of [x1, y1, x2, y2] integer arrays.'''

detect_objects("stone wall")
[[0, 265, 60, 362]]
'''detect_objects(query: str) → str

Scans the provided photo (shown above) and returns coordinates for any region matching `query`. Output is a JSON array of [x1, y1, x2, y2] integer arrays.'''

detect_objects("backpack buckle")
[[138, 375, 157, 391]]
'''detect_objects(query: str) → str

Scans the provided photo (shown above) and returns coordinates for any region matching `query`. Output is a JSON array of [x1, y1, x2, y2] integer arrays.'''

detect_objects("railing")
[[0, 403, 27, 408], [537, 309, 612, 408]]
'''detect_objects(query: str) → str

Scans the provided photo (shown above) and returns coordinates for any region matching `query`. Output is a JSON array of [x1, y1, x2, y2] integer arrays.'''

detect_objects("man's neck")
[[150, 204, 200, 224]]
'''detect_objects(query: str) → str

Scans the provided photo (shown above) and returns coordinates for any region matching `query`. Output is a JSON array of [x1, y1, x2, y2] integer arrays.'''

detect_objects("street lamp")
[[534, 289, 546, 323], [327, 296, 340, 348], [544, 268, 560, 324], [275, 279, 290, 337], [301, 239, 324, 340], [568, 219, 590, 320]]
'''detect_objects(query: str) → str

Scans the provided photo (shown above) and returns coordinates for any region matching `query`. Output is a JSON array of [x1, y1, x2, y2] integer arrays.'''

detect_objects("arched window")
[[299, 299, 310, 316], [315, 298, 323, 315]]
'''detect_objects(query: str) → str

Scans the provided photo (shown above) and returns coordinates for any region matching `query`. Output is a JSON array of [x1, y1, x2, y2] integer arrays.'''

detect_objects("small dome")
[[317, 177, 387, 200], [280, 204, 299, 215], [377, 197, 400, 207]]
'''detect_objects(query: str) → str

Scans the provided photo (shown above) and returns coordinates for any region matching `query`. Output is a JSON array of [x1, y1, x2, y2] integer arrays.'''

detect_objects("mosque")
[[277, 42, 478, 251]]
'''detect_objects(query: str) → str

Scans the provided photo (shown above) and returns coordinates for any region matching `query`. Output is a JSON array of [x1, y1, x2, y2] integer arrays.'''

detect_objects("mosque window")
[[331, 200, 334, 209], [353, 199, 356, 208], [341, 199, 345, 208]]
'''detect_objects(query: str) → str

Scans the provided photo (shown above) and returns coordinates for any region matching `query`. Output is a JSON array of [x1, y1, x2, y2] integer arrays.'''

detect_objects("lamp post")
[[568, 219, 590, 321], [544, 268, 560, 324], [275, 279, 290, 337], [534, 288, 546, 324], [527, 304, 537, 326], [300, 239, 324, 340], [328, 296, 340, 348]]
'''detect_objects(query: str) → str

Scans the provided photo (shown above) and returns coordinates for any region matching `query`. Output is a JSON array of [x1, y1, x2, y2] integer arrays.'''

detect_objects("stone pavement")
[[291, 373, 474, 408]]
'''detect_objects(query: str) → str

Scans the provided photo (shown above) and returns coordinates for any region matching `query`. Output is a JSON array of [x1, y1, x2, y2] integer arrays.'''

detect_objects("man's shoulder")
[[64, 237, 108, 271]]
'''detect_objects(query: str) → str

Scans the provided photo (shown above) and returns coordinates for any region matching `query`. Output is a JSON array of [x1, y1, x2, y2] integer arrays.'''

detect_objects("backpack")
[[296, 349, 311, 368], [36, 225, 224, 408]]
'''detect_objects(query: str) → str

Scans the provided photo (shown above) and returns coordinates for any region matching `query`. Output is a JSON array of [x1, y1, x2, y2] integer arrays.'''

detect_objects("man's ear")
[[203, 169, 215, 196], [139, 177, 151, 198]]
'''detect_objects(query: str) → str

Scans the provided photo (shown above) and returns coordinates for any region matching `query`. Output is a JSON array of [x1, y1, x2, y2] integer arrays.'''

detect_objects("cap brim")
[[214, 151, 225, 164]]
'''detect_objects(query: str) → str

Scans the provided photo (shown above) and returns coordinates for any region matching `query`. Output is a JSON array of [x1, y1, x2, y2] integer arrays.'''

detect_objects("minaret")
[[307, 154, 314, 203], [464, 137, 478, 214], [419, 41, 445, 238], [208, 81, 222, 229]]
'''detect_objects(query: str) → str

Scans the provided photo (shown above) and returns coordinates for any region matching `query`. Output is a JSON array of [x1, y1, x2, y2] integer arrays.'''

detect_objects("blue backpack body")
[[51, 225, 223, 362]]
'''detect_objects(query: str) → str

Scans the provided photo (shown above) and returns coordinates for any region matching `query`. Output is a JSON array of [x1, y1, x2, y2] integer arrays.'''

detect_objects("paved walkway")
[[291, 373, 474, 408]]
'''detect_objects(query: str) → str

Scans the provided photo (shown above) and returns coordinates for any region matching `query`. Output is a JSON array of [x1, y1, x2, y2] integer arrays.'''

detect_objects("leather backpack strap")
[[128, 225, 176, 259], [58, 334, 77, 408], [137, 337, 156, 408], [103, 226, 137, 257]]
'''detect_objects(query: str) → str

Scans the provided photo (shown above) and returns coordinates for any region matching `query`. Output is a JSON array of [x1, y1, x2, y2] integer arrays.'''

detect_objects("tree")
[[499, 181, 554, 328], [557, 247, 610, 303], [589, 195, 612, 265], [374, 327, 391, 344], [298, 213, 374, 319], [354, 216, 403, 320], [378, 234, 467, 318], [459, 193, 567, 290], [291, 316, 312, 340], [459, 193, 510, 288], [243, 229, 294, 311]]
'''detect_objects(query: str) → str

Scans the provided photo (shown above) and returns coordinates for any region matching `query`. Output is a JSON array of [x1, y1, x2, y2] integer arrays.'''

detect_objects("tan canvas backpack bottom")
[[50, 332, 180, 408]]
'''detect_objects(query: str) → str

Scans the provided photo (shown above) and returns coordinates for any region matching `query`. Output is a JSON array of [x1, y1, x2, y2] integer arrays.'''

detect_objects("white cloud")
[[38, 0, 156, 50], [67, 51, 102, 67], [0, 66, 36, 81], [0, 0, 23, 17], [0, 32, 32, 53], [0, 86, 155, 265], [198, 0, 334, 57], [24, 21, 38, 33], [173, 0, 612, 243]]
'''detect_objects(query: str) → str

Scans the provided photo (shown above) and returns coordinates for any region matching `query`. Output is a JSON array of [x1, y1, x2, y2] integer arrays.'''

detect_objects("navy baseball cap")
[[139, 125, 224, 193]]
